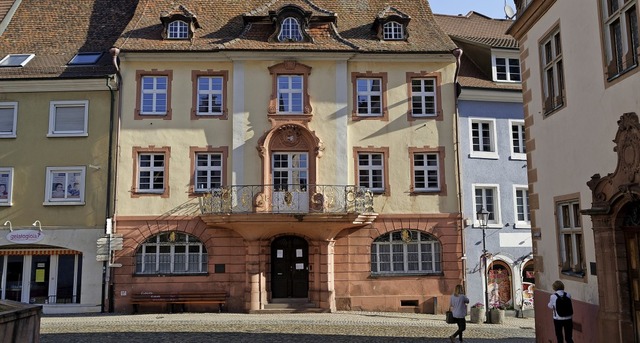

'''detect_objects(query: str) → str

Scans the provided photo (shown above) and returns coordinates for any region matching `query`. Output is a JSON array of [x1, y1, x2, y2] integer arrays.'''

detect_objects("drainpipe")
[[451, 48, 466, 290], [101, 47, 121, 313]]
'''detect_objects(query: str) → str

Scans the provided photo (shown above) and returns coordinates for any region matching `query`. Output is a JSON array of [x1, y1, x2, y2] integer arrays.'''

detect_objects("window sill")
[[134, 272, 209, 277], [0, 202, 12, 206], [560, 270, 585, 279], [370, 272, 444, 278], [43, 201, 85, 206], [0, 134, 16, 138], [510, 154, 526, 161], [469, 152, 499, 160], [47, 133, 88, 138], [607, 64, 638, 82]]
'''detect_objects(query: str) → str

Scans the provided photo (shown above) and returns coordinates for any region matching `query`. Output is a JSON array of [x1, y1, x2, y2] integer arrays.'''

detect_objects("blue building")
[[435, 12, 533, 314]]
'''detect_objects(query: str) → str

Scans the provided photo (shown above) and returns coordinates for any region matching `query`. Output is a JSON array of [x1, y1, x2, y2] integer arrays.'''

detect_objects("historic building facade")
[[109, 0, 464, 314], [509, 0, 640, 341]]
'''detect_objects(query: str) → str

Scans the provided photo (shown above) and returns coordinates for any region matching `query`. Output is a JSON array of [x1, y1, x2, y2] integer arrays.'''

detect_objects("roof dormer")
[[268, 5, 313, 43], [160, 5, 200, 40], [373, 7, 411, 41]]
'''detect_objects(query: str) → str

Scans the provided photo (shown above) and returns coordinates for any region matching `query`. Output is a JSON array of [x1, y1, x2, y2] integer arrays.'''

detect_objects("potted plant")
[[490, 303, 506, 324], [470, 302, 485, 323]]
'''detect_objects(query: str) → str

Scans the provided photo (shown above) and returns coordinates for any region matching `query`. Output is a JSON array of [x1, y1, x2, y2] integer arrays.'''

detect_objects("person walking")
[[547, 280, 573, 343], [449, 284, 469, 342]]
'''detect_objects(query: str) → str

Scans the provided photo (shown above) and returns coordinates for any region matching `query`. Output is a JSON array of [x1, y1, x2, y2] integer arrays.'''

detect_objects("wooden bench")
[[131, 291, 227, 314]]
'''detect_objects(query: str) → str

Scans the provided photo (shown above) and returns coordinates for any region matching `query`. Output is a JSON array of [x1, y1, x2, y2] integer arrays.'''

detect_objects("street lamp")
[[476, 207, 491, 323]]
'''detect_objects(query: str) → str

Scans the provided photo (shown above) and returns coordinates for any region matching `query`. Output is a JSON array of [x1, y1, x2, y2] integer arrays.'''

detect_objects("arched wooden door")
[[488, 261, 512, 308], [271, 236, 309, 299]]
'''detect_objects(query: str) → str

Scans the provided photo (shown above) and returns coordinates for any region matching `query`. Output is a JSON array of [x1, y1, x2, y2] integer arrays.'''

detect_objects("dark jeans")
[[451, 317, 466, 341], [553, 318, 573, 343]]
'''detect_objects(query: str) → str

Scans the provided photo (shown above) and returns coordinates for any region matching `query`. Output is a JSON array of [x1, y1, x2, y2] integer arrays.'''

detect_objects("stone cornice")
[[507, 0, 557, 40]]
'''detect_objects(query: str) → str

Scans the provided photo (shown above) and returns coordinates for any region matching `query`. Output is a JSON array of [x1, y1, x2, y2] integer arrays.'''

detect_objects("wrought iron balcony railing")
[[198, 184, 374, 214]]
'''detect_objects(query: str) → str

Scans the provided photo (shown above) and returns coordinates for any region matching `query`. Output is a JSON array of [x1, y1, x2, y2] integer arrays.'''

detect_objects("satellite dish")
[[504, 4, 516, 19]]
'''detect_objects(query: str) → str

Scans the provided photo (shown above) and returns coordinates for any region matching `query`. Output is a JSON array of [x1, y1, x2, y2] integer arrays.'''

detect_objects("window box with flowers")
[[470, 302, 485, 323]]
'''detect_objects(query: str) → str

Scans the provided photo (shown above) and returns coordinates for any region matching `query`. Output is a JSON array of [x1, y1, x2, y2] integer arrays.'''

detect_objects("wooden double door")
[[271, 236, 309, 299]]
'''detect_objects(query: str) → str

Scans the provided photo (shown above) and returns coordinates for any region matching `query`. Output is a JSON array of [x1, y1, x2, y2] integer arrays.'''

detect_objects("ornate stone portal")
[[584, 112, 640, 342]]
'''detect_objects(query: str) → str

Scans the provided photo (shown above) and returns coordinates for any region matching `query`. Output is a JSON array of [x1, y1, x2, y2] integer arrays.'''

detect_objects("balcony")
[[199, 184, 374, 215]]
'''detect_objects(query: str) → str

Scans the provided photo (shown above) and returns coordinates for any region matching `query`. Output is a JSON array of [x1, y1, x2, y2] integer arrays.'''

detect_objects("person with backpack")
[[547, 280, 573, 343]]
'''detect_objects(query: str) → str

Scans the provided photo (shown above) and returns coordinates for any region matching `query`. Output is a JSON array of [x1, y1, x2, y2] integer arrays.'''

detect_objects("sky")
[[429, 0, 515, 19]]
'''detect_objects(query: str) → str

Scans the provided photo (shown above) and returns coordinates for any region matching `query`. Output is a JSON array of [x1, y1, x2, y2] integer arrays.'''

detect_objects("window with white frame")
[[0, 54, 34, 67], [510, 120, 526, 160], [474, 185, 500, 226], [0, 102, 17, 138], [48, 101, 88, 137], [277, 75, 303, 113], [493, 55, 521, 82], [44, 167, 85, 205], [195, 153, 223, 192], [356, 78, 383, 116], [540, 28, 565, 114], [371, 230, 442, 274], [514, 186, 531, 227], [556, 199, 585, 277], [135, 231, 208, 275], [358, 152, 384, 193], [137, 153, 165, 193], [410, 78, 437, 117], [383, 21, 404, 40], [278, 17, 303, 42], [141, 76, 168, 115], [197, 76, 224, 115], [0, 167, 13, 205], [601, 0, 638, 79], [167, 20, 188, 39], [470, 119, 498, 159], [412, 152, 440, 192]]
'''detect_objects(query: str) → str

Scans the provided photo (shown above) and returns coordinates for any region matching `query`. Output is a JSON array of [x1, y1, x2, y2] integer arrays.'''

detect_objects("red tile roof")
[[0, 0, 136, 79], [116, 0, 457, 53], [434, 12, 518, 49], [435, 12, 521, 91]]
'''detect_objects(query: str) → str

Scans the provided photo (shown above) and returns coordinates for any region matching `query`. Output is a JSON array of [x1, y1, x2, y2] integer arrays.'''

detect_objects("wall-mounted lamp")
[[32, 220, 42, 232], [3, 220, 12, 232]]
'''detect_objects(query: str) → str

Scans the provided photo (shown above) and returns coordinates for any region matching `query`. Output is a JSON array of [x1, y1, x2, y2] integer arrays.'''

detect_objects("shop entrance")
[[271, 236, 309, 298]]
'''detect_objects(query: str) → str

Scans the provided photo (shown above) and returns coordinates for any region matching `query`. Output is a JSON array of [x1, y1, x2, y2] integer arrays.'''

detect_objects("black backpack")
[[554, 292, 573, 317]]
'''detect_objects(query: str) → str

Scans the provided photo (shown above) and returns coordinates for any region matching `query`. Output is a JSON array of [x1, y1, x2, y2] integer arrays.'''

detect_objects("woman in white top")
[[449, 284, 469, 342]]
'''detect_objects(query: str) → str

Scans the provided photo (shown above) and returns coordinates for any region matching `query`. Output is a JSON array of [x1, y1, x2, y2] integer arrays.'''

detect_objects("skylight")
[[0, 54, 35, 67], [69, 52, 102, 65]]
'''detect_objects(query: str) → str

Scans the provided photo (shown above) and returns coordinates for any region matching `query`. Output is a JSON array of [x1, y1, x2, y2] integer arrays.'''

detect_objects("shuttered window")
[[48, 101, 88, 136], [0, 102, 17, 137]]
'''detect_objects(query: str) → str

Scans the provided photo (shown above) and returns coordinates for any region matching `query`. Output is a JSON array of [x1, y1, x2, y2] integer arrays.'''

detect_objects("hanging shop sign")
[[6, 229, 44, 244]]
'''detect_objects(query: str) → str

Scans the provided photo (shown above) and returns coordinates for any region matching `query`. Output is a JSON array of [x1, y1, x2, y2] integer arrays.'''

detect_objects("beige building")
[[0, 0, 130, 313], [110, 1, 464, 313], [509, 0, 640, 341]]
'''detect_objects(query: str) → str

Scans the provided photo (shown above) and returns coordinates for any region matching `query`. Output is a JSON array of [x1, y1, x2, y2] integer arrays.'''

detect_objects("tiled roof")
[[434, 11, 518, 49], [116, 0, 457, 53], [434, 11, 521, 91], [0, 0, 136, 79]]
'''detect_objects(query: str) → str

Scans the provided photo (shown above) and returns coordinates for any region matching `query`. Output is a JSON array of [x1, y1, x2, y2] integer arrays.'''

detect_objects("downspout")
[[102, 47, 121, 313], [451, 48, 466, 290]]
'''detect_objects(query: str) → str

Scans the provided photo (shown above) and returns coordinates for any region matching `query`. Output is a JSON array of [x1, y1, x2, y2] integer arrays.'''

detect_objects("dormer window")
[[278, 17, 303, 42], [167, 20, 188, 39], [374, 7, 410, 41], [383, 21, 404, 40], [160, 5, 200, 40], [492, 50, 521, 82]]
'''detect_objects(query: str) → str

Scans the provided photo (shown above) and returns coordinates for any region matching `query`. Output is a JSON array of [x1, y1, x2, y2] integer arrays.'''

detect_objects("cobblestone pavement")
[[40, 311, 536, 343]]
